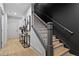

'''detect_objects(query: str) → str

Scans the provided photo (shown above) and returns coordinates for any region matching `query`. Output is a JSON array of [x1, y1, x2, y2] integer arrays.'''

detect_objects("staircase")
[[53, 35, 75, 56], [34, 13, 75, 56]]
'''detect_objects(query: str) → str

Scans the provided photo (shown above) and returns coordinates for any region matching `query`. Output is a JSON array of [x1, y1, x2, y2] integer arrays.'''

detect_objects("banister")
[[33, 13, 54, 56], [34, 13, 47, 27]]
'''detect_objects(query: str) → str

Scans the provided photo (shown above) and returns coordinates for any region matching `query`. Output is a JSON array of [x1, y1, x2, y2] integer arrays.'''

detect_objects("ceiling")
[[3, 3, 31, 17]]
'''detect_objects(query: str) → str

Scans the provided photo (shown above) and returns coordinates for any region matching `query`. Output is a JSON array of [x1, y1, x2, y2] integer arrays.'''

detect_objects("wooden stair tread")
[[52, 35, 56, 39], [53, 40, 60, 46], [64, 52, 75, 56], [53, 39, 59, 42], [54, 47, 69, 56], [53, 43, 63, 48]]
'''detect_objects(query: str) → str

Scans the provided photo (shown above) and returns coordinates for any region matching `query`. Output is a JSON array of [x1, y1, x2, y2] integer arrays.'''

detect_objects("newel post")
[[46, 22, 53, 56]]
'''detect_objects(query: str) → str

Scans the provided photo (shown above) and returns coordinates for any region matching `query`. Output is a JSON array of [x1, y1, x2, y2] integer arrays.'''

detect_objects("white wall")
[[0, 3, 7, 48], [18, 4, 32, 34], [7, 16, 23, 39], [30, 28, 46, 56], [2, 14, 7, 47], [24, 4, 32, 31], [0, 15, 2, 48]]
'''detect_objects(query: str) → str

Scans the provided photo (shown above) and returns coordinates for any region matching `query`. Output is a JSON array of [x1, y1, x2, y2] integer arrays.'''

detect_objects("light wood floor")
[[0, 39, 40, 56]]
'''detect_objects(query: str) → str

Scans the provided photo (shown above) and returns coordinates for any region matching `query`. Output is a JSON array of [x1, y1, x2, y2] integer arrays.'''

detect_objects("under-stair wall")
[[30, 27, 46, 56]]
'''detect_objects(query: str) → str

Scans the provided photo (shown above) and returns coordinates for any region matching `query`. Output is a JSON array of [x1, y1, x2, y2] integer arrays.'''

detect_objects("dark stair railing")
[[32, 13, 53, 56], [33, 13, 47, 48]]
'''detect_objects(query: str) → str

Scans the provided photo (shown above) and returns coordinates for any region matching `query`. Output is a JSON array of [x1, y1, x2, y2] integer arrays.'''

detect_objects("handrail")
[[34, 13, 47, 27], [35, 9, 74, 35], [46, 15, 74, 35]]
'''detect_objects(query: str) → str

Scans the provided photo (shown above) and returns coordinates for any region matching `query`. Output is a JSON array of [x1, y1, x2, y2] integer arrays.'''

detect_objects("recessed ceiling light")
[[14, 12, 16, 15]]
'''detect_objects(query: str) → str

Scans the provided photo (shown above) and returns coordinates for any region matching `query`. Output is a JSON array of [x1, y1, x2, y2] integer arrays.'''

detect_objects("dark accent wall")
[[34, 3, 79, 54]]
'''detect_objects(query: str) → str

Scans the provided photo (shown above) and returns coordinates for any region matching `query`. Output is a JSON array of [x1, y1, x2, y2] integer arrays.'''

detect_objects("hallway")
[[0, 38, 39, 56], [0, 3, 78, 56]]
